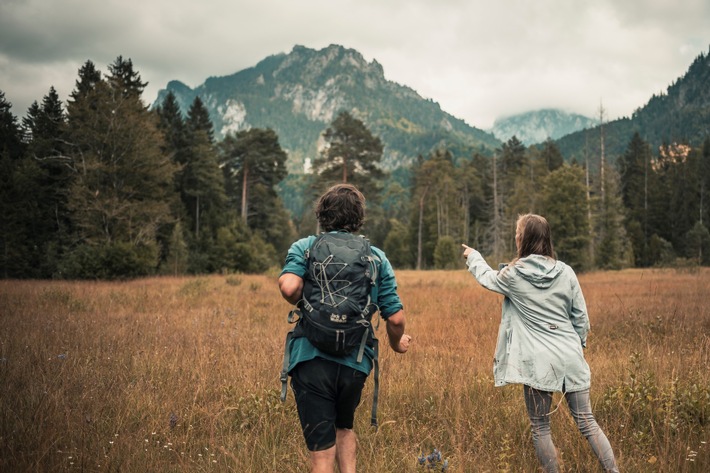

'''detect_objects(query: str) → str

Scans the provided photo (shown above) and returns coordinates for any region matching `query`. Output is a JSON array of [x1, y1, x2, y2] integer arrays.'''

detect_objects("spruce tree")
[[187, 96, 214, 143], [498, 136, 529, 255], [165, 95, 227, 273], [21, 87, 73, 276], [595, 166, 632, 269], [700, 137, 710, 228], [618, 132, 652, 265], [107, 56, 148, 98], [0, 90, 24, 160], [540, 138, 565, 172], [70, 61, 102, 100], [660, 143, 697, 255], [63, 57, 177, 278], [541, 164, 590, 270], [0, 93, 39, 277], [156, 91, 189, 165]]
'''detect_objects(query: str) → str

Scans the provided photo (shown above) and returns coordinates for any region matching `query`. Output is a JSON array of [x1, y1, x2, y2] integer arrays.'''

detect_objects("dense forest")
[[2, 57, 709, 279]]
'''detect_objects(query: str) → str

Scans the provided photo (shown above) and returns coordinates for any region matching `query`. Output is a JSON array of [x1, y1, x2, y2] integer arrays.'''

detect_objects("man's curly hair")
[[315, 184, 366, 233]]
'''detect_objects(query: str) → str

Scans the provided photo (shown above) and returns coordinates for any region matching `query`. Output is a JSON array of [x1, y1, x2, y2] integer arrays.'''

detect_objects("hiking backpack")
[[280, 232, 382, 427]]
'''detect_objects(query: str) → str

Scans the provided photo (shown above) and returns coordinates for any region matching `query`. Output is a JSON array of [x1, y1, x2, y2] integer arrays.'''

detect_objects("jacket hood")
[[514, 254, 564, 288]]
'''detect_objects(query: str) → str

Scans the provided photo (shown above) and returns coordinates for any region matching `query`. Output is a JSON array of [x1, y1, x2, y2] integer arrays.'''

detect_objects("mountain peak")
[[154, 44, 499, 171]]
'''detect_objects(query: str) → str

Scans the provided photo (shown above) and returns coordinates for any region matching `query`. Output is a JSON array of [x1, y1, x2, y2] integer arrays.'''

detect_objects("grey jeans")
[[523, 385, 619, 472]]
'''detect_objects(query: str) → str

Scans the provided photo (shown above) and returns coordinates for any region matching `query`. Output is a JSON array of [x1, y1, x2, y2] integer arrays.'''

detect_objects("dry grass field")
[[1, 268, 708, 472]]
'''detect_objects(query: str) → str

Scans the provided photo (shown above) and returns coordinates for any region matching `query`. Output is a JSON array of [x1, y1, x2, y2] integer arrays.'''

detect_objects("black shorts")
[[290, 358, 367, 451]]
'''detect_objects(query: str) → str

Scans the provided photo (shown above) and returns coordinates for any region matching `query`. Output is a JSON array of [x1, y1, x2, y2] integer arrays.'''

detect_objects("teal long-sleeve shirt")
[[281, 232, 403, 375]]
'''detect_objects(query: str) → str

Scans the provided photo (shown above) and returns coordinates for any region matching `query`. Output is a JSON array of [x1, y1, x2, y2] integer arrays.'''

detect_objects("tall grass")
[[1, 269, 708, 471]]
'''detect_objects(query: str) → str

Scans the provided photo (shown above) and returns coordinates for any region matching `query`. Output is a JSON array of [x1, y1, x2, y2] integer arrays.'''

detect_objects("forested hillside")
[[1, 47, 709, 279], [556, 48, 710, 162]]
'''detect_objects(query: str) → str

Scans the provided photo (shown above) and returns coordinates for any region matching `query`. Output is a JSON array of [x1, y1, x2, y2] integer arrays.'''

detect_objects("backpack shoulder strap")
[[370, 338, 379, 429], [279, 329, 294, 402], [279, 309, 301, 402]]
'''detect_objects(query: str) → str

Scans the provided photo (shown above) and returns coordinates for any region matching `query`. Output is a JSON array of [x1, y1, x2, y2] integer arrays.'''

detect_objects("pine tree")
[[312, 111, 385, 199], [220, 128, 291, 256]]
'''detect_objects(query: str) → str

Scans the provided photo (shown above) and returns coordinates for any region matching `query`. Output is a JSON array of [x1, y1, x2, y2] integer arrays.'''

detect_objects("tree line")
[[1, 57, 709, 279]]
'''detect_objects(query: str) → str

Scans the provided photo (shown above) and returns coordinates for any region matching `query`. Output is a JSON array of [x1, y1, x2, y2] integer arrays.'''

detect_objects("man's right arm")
[[279, 273, 303, 305]]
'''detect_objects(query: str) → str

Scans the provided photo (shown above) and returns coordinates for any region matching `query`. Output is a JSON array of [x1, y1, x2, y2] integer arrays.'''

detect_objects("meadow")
[[1, 268, 708, 472]]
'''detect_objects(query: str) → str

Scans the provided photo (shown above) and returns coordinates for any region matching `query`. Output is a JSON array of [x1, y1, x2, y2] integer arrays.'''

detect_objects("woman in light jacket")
[[462, 213, 618, 473]]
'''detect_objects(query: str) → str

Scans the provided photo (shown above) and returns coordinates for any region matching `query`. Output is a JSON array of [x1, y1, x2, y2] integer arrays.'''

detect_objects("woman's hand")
[[461, 244, 475, 260]]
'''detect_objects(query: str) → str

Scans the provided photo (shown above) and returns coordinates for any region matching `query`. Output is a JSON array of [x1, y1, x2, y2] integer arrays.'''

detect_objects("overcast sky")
[[1, 0, 708, 130]]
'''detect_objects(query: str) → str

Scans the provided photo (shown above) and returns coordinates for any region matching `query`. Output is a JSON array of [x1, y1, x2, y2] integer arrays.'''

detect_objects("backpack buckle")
[[288, 309, 301, 324]]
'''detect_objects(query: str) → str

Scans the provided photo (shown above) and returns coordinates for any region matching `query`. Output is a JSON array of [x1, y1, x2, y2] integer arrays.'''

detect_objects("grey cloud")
[[0, 0, 708, 127]]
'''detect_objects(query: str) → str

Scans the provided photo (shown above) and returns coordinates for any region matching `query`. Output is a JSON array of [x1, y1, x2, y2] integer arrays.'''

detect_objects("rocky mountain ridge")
[[155, 44, 500, 171]]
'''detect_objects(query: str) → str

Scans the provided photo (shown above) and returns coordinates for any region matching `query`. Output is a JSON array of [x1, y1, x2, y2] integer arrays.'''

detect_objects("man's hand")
[[385, 310, 411, 354], [394, 334, 412, 353]]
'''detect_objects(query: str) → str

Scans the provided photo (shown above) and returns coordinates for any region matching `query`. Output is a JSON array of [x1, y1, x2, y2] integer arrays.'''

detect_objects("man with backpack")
[[278, 183, 411, 473]]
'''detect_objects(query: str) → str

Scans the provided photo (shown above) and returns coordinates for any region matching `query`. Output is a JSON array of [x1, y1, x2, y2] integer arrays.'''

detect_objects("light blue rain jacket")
[[466, 250, 591, 392]]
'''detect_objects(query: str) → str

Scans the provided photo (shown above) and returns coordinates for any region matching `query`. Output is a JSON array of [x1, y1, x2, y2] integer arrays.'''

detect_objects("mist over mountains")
[[490, 109, 597, 146]]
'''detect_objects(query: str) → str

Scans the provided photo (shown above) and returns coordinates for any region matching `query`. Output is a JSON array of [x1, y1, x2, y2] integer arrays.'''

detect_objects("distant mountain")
[[490, 109, 596, 146], [556, 47, 710, 162], [153, 44, 500, 171]]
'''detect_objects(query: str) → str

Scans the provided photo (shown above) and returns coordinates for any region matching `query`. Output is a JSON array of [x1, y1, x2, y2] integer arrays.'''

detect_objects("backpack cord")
[[312, 255, 350, 308]]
